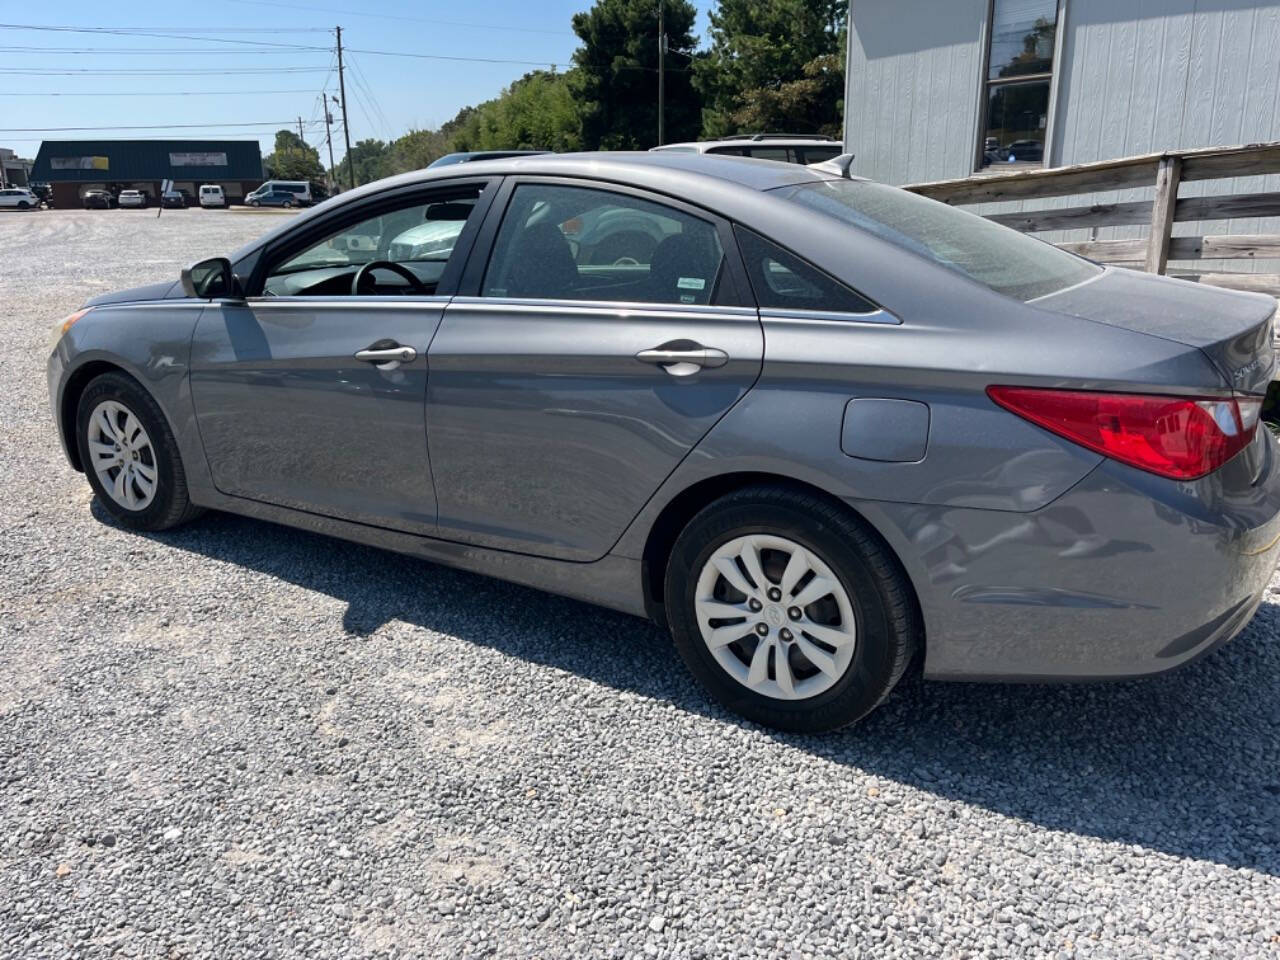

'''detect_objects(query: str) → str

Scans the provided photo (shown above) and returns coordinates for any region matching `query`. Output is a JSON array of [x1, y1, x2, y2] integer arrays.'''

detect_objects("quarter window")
[[482, 184, 725, 306], [979, 0, 1059, 170], [734, 227, 877, 315]]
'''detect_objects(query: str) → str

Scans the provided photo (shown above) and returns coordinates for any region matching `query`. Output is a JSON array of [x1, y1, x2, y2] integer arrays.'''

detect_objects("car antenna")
[[834, 153, 856, 179]]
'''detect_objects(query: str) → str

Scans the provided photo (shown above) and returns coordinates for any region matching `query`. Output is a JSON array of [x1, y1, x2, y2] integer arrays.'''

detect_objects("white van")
[[247, 180, 312, 206], [199, 184, 226, 208]]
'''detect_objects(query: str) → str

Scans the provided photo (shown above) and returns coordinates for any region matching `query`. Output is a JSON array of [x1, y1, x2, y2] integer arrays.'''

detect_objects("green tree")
[[263, 129, 325, 182], [571, 0, 701, 149], [344, 139, 391, 186], [449, 70, 583, 153], [693, 0, 845, 138], [386, 128, 451, 174]]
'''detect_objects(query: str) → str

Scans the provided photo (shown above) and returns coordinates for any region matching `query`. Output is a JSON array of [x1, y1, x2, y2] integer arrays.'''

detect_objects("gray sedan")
[[46, 152, 1280, 731]]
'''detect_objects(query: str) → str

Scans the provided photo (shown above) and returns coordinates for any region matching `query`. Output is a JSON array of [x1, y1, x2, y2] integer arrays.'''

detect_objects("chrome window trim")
[[241, 295, 454, 309], [760, 307, 900, 326], [447, 295, 759, 319]]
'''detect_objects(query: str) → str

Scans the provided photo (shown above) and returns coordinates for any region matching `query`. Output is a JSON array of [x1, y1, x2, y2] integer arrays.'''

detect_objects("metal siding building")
[[844, 0, 1280, 271], [31, 139, 264, 207]]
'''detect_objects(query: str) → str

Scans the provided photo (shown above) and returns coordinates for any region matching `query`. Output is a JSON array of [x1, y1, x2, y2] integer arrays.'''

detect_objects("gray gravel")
[[3, 207, 1280, 959]]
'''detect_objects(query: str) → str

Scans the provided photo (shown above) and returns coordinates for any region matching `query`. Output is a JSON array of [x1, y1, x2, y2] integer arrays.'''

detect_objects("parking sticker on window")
[[677, 277, 706, 290]]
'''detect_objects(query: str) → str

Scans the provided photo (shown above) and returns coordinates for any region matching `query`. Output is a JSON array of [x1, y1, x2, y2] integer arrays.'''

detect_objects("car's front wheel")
[[74, 372, 201, 531], [17, 200, 29, 209], [248, 199, 259, 207], [282, 200, 293, 208], [664, 486, 919, 732]]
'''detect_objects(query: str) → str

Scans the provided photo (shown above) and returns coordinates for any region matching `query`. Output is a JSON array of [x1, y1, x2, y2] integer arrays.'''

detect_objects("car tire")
[[74, 371, 203, 532], [282, 200, 293, 208], [17, 200, 29, 209], [664, 485, 920, 732], [249, 199, 259, 207]]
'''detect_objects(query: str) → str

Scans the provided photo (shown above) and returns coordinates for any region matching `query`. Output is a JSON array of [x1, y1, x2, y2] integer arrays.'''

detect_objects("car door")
[[188, 178, 496, 534], [426, 177, 764, 561]]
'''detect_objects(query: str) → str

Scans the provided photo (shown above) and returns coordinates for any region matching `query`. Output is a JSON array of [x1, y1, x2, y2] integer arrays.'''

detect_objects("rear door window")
[[481, 183, 726, 306]]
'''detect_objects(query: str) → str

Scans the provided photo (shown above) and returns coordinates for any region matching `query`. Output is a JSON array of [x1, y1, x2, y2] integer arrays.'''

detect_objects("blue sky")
[[0, 0, 717, 163]]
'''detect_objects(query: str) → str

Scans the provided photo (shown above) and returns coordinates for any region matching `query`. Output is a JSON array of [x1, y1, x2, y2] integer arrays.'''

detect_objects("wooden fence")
[[904, 141, 1280, 297]]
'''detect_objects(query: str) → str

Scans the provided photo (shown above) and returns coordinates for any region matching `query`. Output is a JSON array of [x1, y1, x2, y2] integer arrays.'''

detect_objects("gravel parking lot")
[[3, 207, 1279, 959]]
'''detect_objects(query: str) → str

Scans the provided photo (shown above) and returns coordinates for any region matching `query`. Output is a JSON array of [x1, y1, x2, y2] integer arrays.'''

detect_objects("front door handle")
[[355, 343, 416, 364], [635, 344, 729, 376]]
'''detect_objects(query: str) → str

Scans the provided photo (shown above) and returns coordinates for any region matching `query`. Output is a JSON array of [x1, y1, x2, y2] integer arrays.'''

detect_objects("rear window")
[[773, 179, 1100, 301]]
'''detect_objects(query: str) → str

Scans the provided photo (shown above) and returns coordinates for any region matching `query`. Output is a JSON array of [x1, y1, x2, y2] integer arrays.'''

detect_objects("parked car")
[[199, 184, 226, 208], [46, 153, 1280, 732], [428, 150, 550, 169], [82, 189, 115, 210], [651, 134, 843, 165], [28, 182, 54, 208], [247, 180, 313, 206], [0, 186, 40, 209], [117, 190, 148, 209], [247, 189, 298, 209], [161, 188, 189, 209]]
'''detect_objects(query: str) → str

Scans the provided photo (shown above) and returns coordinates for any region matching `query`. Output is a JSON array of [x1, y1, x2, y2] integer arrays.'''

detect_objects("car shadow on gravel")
[[123, 506, 1280, 877]]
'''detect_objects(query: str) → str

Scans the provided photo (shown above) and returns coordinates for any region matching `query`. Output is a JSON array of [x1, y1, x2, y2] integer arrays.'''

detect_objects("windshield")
[[773, 179, 1101, 301]]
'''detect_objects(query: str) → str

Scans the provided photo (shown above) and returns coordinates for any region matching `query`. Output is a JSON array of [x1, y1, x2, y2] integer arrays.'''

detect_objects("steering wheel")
[[351, 260, 430, 296]]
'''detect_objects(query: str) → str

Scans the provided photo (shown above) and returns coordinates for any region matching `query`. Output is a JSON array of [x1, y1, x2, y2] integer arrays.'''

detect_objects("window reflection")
[[988, 0, 1058, 79], [979, 0, 1058, 170]]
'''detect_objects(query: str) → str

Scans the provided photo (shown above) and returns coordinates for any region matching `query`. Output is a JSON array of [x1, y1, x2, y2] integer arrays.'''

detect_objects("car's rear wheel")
[[74, 372, 201, 532], [17, 200, 29, 209], [282, 200, 293, 208], [664, 486, 919, 732]]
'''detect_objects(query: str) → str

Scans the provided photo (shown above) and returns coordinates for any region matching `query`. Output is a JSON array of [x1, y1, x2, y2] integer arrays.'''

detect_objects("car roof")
[[655, 137, 841, 151], [354, 151, 826, 200]]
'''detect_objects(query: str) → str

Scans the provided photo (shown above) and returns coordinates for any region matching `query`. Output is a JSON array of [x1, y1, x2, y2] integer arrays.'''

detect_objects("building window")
[[978, 0, 1060, 170]]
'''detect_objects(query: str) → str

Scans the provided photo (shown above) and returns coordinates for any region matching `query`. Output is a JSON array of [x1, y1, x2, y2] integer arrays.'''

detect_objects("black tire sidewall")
[[665, 498, 901, 732], [74, 373, 184, 531]]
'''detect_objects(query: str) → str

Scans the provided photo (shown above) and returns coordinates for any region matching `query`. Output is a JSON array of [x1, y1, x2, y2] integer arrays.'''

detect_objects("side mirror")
[[181, 256, 241, 300]]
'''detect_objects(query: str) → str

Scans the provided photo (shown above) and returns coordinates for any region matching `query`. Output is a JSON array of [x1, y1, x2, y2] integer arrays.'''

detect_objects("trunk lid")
[[1036, 268, 1276, 396]]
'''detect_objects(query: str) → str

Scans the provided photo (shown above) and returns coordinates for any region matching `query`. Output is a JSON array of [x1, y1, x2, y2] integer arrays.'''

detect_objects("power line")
[[0, 45, 330, 55], [1, 120, 325, 132], [0, 67, 328, 75], [2, 133, 302, 141], [0, 22, 329, 35], [0, 89, 319, 96], [219, 0, 571, 36]]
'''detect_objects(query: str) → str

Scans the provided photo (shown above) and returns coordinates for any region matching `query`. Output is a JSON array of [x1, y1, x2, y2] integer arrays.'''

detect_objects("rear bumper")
[[862, 426, 1280, 680]]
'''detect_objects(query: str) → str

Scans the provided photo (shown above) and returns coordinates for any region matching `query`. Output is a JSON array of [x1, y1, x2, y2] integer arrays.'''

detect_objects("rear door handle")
[[635, 345, 729, 375], [355, 343, 416, 364]]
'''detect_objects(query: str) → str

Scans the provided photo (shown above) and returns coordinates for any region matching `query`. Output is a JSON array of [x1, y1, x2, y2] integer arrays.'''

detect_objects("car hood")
[[85, 280, 181, 307], [1036, 267, 1277, 395]]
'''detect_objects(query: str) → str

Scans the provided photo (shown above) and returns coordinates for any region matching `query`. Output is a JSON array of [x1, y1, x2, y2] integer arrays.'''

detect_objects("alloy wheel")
[[86, 400, 159, 511], [693, 534, 857, 700]]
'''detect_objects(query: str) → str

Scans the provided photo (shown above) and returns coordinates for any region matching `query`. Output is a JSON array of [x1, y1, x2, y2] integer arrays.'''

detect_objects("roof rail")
[[720, 133, 838, 142]]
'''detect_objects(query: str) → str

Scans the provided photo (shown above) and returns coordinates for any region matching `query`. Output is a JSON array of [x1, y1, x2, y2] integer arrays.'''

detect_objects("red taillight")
[[987, 386, 1261, 480]]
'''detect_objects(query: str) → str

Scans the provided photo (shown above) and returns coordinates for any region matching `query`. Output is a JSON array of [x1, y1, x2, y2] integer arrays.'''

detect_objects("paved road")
[[2, 208, 1279, 958]]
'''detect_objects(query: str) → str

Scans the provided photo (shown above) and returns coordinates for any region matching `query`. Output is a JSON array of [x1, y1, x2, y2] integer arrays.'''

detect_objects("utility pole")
[[656, 1, 665, 146], [322, 97, 337, 195], [297, 116, 305, 144], [335, 25, 355, 191]]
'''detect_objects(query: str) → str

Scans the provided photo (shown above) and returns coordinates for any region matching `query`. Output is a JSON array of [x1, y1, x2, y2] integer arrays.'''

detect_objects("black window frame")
[[457, 175, 753, 309]]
